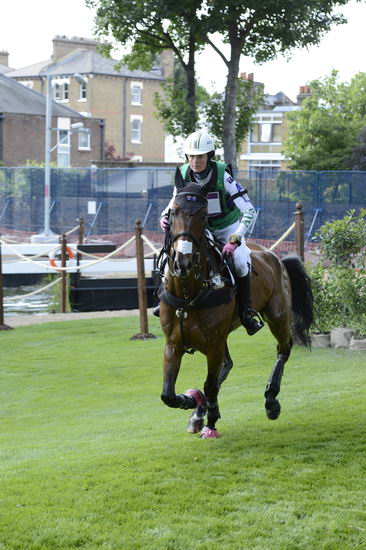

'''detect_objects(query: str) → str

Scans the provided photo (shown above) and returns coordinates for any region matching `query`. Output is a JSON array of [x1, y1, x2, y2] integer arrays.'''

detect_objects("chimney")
[[159, 49, 174, 79], [240, 72, 247, 80], [297, 84, 311, 105], [248, 73, 254, 81], [52, 35, 99, 61], [0, 50, 9, 66]]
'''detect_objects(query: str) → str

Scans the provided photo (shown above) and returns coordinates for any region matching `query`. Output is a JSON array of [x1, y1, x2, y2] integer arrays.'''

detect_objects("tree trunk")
[[223, 40, 242, 172], [184, 30, 197, 133]]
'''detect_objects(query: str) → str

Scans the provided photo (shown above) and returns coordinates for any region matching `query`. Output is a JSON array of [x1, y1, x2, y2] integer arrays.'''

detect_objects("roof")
[[0, 73, 86, 117], [9, 49, 164, 81], [0, 63, 13, 75], [265, 91, 295, 107]]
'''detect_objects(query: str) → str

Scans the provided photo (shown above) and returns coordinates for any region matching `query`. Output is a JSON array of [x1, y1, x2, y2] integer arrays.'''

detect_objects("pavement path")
[[3, 309, 151, 327]]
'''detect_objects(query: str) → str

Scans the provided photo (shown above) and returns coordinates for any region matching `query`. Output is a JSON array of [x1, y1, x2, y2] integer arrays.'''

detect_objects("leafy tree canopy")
[[283, 71, 366, 171], [88, 0, 353, 166]]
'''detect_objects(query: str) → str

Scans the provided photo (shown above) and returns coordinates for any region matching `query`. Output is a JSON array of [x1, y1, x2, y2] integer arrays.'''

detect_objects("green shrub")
[[310, 210, 366, 337]]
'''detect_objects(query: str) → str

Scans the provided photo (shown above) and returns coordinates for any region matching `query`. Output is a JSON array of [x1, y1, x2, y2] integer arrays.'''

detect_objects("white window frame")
[[131, 115, 143, 143], [131, 81, 143, 105], [79, 82, 87, 102], [56, 118, 71, 167], [53, 79, 70, 102], [78, 128, 91, 150]]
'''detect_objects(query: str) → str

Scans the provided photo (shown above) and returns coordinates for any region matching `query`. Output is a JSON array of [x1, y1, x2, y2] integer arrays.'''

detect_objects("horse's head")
[[169, 180, 209, 278]]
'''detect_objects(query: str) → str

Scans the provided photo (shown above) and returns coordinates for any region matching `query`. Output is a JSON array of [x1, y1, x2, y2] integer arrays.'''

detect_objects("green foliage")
[[202, 79, 264, 150], [284, 71, 366, 170], [316, 208, 366, 266], [309, 210, 366, 336], [0, 318, 366, 549]]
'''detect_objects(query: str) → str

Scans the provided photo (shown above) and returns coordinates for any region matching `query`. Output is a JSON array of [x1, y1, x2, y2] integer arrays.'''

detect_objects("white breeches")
[[211, 220, 251, 277]]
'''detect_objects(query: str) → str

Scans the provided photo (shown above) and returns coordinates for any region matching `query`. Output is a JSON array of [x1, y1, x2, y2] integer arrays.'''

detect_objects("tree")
[[153, 62, 210, 138], [201, 78, 264, 152], [87, 0, 207, 131], [204, 1, 349, 168], [89, 0, 351, 168], [283, 71, 366, 171]]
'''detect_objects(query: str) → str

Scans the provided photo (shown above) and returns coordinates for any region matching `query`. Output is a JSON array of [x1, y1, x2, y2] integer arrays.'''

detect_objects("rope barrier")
[[269, 222, 295, 251], [3, 277, 62, 300], [0, 235, 151, 273], [64, 224, 80, 236]]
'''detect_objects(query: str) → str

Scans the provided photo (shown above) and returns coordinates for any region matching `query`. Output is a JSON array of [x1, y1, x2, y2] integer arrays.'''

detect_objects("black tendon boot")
[[237, 273, 264, 335], [152, 304, 160, 317]]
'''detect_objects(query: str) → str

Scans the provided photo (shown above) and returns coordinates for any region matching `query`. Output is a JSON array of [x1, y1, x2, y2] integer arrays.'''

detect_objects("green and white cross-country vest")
[[180, 160, 241, 230]]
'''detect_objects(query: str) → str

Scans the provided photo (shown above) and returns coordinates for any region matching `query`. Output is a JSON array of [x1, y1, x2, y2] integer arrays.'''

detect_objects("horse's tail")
[[282, 256, 314, 348]]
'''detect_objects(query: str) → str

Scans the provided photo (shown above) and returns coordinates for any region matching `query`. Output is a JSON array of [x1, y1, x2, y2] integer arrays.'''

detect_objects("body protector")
[[180, 161, 241, 230]]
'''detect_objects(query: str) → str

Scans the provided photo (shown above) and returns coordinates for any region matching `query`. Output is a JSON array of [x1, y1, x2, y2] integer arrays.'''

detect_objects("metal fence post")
[[294, 203, 304, 262], [61, 233, 67, 313], [0, 236, 13, 330]]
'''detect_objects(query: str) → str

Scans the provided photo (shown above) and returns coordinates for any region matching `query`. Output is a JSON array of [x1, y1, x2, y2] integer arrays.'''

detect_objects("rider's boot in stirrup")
[[237, 273, 263, 335], [152, 304, 160, 317]]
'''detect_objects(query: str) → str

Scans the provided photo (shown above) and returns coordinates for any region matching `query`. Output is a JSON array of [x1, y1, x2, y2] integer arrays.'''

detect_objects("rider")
[[155, 130, 263, 336]]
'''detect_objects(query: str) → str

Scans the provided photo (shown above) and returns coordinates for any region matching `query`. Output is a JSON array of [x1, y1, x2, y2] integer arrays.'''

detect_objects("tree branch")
[[206, 36, 229, 67]]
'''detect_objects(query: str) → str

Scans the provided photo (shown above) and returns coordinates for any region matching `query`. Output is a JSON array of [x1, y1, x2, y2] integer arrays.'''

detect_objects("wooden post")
[[0, 236, 13, 330], [131, 219, 156, 340], [294, 203, 304, 262], [61, 233, 67, 313]]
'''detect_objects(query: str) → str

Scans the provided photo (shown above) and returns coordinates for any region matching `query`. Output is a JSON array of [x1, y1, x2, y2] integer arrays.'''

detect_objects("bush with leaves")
[[309, 209, 366, 337]]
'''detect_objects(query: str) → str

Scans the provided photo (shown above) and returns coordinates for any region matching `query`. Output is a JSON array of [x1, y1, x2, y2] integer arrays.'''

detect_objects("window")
[[54, 83, 61, 101], [79, 82, 87, 101], [260, 123, 272, 143], [78, 128, 91, 150], [57, 129, 70, 167], [250, 122, 282, 143], [53, 82, 69, 101], [131, 116, 142, 143], [131, 81, 143, 105]]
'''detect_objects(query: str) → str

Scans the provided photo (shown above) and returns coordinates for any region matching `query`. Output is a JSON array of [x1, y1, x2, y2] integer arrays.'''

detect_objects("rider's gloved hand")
[[222, 242, 237, 256], [160, 215, 170, 231]]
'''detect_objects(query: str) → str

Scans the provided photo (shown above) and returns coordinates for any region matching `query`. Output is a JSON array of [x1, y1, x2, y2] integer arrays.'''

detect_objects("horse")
[[157, 176, 313, 438]]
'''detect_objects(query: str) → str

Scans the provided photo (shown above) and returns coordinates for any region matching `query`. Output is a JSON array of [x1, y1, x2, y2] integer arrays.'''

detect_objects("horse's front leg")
[[200, 346, 226, 438], [161, 342, 204, 410]]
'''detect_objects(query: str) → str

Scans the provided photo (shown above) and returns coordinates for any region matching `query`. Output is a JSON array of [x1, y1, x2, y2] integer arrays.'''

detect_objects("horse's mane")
[[175, 183, 208, 215]]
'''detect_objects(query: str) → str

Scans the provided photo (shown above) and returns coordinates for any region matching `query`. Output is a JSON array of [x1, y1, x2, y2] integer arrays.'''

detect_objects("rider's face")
[[188, 154, 208, 174]]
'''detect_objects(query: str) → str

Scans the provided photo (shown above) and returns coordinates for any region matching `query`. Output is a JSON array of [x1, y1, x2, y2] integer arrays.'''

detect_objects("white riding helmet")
[[183, 131, 215, 155]]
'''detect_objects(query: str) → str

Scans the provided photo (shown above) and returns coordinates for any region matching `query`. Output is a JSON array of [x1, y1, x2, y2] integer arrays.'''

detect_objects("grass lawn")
[[0, 316, 365, 550]]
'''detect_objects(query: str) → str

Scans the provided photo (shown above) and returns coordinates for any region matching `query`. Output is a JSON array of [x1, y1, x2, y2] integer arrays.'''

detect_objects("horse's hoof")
[[200, 427, 220, 439], [265, 398, 281, 420], [184, 389, 206, 407], [187, 414, 205, 434]]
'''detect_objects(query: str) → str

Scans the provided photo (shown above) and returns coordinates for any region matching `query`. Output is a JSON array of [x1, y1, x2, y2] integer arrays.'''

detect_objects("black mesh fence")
[[1, 166, 366, 240]]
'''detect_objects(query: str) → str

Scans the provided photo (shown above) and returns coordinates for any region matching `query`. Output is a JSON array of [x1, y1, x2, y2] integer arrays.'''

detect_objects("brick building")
[[9, 36, 173, 163], [0, 73, 103, 167]]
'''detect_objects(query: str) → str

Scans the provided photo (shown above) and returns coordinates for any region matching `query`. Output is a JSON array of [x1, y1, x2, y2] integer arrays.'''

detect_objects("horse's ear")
[[174, 167, 185, 189]]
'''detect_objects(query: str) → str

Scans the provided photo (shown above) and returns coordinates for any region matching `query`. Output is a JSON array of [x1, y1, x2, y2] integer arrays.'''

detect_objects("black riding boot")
[[152, 304, 160, 317], [237, 273, 263, 335]]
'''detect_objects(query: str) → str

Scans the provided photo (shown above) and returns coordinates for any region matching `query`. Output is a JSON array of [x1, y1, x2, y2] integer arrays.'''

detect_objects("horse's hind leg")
[[264, 317, 293, 420]]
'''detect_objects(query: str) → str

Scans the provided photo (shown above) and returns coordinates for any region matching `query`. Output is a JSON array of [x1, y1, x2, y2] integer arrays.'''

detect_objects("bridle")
[[166, 190, 208, 279]]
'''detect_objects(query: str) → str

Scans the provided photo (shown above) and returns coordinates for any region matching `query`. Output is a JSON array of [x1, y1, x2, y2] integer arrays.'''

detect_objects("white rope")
[[141, 234, 161, 255], [3, 244, 61, 263], [0, 236, 137, 272], [269, 222, 295, 251], [3, 277, 62, 300], [64, 224, 80, 236]]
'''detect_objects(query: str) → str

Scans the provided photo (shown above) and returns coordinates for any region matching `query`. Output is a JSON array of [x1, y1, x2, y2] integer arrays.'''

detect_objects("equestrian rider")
[[155, 130, 263, 336]]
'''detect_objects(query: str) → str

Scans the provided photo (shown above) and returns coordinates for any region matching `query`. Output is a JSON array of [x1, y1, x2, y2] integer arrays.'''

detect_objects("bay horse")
[[158, 176, 313, 438]]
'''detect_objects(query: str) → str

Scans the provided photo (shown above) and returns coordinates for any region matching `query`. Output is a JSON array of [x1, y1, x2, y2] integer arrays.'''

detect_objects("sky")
[[2, 0, 366, 103]]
